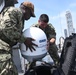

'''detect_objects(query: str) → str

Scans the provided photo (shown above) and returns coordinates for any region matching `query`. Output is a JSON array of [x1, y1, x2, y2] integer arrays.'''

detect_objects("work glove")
[[24, 37, 38, 52]]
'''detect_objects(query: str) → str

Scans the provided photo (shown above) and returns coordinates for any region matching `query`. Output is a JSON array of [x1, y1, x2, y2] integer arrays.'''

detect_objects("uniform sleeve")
[[30, 23, 38, 27], [1, 7, 25, 44], [46, 23, 56, 40]]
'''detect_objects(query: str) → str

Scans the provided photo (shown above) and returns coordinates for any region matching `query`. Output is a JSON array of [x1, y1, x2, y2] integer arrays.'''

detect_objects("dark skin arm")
[[24, 38, 38, 52]]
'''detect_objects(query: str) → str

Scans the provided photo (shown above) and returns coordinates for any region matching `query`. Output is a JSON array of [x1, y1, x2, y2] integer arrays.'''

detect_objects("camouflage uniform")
[[32, 23, 59, 64], [0, 7, 25, 75]]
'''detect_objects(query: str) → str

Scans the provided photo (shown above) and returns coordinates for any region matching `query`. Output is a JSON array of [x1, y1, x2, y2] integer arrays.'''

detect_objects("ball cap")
[[23, 1, 35, 17]]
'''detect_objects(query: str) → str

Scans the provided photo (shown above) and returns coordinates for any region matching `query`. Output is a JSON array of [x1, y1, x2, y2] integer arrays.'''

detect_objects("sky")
[[15, 0, 76, 44], [0, 0, 76, 44]]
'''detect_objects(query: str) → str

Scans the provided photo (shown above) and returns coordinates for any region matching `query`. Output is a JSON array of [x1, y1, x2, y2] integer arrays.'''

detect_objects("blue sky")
[[0, 0, 76, 44], [15, 0, 76, 43]]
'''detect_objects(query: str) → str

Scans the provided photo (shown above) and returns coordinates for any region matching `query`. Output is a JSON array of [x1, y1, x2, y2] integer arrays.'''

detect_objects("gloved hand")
[[24, 37, 38, 52]]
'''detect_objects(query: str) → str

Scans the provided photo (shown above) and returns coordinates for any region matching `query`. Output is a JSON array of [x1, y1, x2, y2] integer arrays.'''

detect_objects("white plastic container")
[[20, 27, 48, 62]]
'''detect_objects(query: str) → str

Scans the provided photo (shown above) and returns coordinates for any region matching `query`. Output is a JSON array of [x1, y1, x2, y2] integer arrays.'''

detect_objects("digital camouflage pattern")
[[32, 23, 59, 64], [0, 6, 25, 75]]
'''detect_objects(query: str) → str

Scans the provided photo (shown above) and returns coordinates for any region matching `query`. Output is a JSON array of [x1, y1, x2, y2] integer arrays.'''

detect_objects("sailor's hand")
[[24, 38, 38, 52]]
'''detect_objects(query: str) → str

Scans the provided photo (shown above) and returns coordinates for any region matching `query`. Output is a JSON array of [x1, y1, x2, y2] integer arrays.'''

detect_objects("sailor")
[[0, 0, 37, 74], [32, 14, 59, 65]]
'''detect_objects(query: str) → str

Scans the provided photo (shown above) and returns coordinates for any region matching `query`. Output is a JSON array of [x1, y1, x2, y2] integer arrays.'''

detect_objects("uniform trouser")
[[0, 57, 18, 75], [48, 44, 60, 64]]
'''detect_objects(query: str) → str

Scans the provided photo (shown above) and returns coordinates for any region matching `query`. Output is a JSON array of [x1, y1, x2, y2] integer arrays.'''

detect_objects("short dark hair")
[[39, 14, 49, 23]]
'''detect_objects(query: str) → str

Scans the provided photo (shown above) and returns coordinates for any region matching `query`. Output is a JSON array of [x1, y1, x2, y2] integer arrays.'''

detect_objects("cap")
[[23, 1, 35, 17]]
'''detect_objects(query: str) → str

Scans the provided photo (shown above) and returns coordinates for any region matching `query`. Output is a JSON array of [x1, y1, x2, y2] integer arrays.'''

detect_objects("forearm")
[[49, 38, 56, 44]]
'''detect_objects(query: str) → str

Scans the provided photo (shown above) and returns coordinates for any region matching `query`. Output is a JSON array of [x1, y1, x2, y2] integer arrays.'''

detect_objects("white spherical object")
[[20, 27, 48, 62]]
